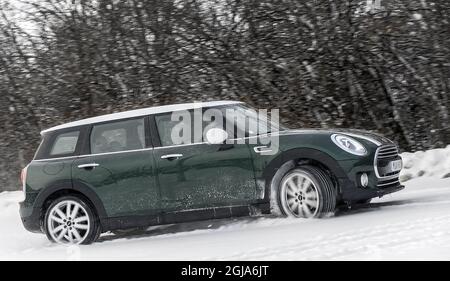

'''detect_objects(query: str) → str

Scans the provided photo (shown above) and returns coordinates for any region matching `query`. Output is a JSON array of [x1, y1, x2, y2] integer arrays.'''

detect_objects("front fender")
[[261, 148, 349, 201]]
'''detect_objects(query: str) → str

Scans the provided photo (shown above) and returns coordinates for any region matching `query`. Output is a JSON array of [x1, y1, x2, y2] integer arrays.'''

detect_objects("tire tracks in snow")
[[216, 214, 450, 260]]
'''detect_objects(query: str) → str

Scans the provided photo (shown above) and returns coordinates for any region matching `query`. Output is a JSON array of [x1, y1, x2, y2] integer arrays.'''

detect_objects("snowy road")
[[1, 176, 450, 260]]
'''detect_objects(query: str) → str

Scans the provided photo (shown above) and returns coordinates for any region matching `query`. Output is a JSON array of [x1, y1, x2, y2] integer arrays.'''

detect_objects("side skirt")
[[101, 202, 270, 232]]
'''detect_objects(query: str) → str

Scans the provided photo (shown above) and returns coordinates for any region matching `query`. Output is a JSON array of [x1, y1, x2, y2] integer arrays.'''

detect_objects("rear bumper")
[[19, 202, 42, 233]]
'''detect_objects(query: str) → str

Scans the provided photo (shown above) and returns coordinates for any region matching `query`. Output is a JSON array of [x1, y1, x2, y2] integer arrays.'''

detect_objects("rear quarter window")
[[50, 131, 80, 156], [34, 130, 81, 160]]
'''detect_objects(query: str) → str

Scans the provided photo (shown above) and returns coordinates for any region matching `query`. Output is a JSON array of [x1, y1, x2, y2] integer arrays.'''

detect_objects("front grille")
[[376, 145, 399, 159], [377, 177, 400, 189], [374, 145, 400, 179]]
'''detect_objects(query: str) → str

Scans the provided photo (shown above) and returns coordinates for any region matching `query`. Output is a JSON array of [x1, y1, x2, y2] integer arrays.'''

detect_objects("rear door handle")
[[161, 154, 183, 160], [77, 163, 99, 169]]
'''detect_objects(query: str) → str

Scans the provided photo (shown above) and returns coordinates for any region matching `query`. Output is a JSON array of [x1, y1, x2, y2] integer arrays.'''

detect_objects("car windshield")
[[219, 104, 288, 136]]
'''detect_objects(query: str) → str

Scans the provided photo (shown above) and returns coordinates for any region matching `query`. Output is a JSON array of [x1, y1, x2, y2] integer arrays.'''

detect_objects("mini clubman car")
[[19, 101, 404, 244]]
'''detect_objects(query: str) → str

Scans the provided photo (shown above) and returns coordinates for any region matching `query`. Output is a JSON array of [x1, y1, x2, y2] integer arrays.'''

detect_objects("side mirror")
[[205, 128, 228, 144]]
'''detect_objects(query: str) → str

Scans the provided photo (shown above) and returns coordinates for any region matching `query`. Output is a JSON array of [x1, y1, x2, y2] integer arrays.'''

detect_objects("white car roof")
[[41, 100, 243, 135]]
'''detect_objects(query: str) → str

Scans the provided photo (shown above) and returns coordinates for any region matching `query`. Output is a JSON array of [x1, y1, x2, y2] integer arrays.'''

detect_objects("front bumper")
[[376, 184, 405, 196], [336, 145, 404, 202], [338, 176, 404, 202]]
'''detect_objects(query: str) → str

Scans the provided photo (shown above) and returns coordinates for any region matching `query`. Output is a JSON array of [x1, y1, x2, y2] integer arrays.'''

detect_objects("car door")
[[72, 117, 159, 218], [151, 110, 257, 212]]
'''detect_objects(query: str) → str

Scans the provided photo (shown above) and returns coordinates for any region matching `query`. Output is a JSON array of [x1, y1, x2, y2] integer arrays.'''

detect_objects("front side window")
[[225, 105, 287, 136], [155, 112, 194, 146], [154, 105, 287, 147], [155, 110, 218, 146], [50, 131, 80, 156], [90, 119, 145, 154]]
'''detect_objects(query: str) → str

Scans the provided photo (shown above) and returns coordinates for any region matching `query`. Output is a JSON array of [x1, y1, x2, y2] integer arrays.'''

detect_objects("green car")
[[19, 101, 404, 244]]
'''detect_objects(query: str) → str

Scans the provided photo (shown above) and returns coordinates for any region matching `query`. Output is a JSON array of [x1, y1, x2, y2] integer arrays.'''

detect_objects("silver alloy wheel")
[[47, 200, 90, 244], [280, 171, 319, 218]]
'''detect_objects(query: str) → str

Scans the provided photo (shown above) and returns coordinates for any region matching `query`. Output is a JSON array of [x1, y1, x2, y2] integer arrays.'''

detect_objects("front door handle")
[[254, 146, 273, 154], [77, 163, 99, 169], [161, 154, 183, 160]]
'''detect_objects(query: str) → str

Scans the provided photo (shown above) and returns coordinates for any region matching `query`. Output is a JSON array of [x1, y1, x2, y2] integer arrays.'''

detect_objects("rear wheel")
[[44, 195, 100, 244], [272, 165, 337, 218]]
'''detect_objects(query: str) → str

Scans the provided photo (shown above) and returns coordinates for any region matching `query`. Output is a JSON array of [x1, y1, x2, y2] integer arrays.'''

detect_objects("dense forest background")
[[1, 0, 449, 191]]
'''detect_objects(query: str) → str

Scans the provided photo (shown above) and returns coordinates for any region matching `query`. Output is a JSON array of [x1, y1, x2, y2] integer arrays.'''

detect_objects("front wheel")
[[272, 165, 337, 218], [44, 195, 101, 244]]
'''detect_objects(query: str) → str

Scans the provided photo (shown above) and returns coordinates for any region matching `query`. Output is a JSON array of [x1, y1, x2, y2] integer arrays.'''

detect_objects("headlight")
[[331, 134, 367, 156]]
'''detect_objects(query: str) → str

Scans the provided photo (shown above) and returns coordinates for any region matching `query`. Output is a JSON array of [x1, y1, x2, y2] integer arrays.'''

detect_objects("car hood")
[[276, 128, 393, 146]]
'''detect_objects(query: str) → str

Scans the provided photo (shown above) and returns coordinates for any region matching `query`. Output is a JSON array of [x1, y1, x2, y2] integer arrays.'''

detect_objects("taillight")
[[20, 166, 28, 194]]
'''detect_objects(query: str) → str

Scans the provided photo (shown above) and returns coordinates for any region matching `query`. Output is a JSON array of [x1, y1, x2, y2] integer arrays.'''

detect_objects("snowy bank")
[[400, 145, 450, 182]]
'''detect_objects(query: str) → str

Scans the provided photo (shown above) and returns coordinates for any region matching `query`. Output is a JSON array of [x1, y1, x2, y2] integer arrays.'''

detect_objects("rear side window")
[[50, 131, 80, 156], [90, 118, 145, 154]]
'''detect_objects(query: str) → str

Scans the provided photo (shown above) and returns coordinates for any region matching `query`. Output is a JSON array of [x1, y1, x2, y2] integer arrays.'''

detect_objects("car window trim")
[[32, 138, 239, 161], [32, 147, 156, 162], [36, 105, 244, 160], [152, 142, 208, 150]]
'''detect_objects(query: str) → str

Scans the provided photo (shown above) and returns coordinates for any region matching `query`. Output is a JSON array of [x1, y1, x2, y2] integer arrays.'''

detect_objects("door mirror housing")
[[205, 128, 229, 144]]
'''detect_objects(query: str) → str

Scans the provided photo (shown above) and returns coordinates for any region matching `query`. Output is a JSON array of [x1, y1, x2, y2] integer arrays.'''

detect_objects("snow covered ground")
[[1, 146, 449, 260]]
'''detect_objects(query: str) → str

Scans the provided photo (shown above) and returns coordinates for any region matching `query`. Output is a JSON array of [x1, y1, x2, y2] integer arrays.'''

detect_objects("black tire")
[[43, 195, 101, 245], [271, 165, 337, 218]]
